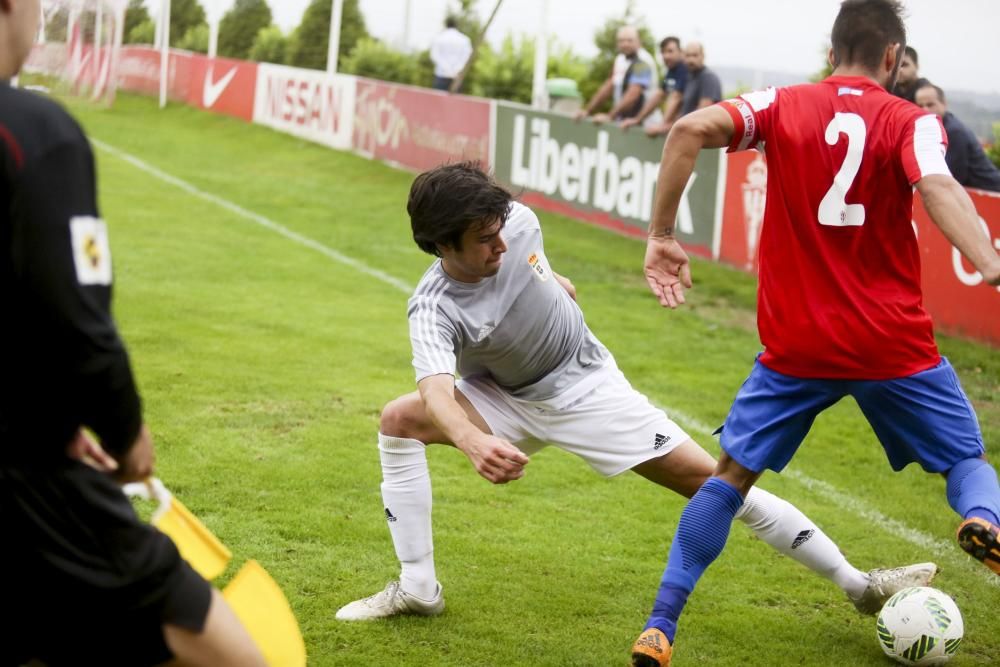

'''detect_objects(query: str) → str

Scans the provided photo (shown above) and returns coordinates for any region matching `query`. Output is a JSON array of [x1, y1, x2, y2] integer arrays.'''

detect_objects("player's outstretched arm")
[[645, 105, 734, 308], [917, 174, 1000, 286], [418, 374, 529, 484]]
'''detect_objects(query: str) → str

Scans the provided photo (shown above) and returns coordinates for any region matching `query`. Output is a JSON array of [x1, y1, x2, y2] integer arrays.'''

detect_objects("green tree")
[[177, 23, 209, 53], [471, 33, 587, 104], [446, 0, 482, 43], [288, 0, 368, 71], [810, 43, 834, 82], [249, 25, 289, 64], [341, 37, 420, 85], [124, 0, 150, 44], [579, 2, 657, 108], [44, 7, 68, 42], [989, 123, 1000, 170], [218, 0, 272, 60], [128, 19, 156, 45], [169, 0, 207, 48]]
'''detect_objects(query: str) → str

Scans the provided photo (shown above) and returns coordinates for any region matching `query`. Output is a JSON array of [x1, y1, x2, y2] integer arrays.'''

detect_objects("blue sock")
[[646, 477, 745, 643], [946, 458, 1000, 526]]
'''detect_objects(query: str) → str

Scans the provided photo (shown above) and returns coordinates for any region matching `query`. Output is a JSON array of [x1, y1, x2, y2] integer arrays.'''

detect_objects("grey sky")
[[214, 0, 998, 96]]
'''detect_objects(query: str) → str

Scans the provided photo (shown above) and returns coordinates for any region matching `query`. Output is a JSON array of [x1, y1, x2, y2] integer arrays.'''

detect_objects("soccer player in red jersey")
[[630, 1, 1000, 665]]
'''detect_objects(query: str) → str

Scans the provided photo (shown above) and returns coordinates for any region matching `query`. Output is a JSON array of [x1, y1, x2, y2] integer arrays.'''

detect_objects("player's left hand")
[[590, 113, 611, 125], [554, 273, 577, 300], [66, 428, 119, 473], [644, 235, 692, 309]]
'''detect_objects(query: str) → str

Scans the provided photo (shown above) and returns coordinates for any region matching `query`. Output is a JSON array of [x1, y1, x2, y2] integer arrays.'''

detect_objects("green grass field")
[[58, 90, 999, 665]]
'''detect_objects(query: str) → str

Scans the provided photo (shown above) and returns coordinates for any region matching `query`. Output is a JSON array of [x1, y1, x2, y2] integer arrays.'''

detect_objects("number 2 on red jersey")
[[818, 112, 866, 227]]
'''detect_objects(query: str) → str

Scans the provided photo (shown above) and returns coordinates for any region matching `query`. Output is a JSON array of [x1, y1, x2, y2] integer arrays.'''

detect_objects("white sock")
[[735, 487, 869, 598], [379, 433, 438, 600]]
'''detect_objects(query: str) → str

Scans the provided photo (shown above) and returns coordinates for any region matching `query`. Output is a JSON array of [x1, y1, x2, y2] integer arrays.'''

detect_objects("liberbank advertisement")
[[493, 102, 720, 255]]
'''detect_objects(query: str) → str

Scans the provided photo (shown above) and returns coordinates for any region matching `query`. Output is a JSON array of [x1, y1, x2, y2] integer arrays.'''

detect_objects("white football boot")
[[850, 562, 939, 614], [335, 581, 445, 621]]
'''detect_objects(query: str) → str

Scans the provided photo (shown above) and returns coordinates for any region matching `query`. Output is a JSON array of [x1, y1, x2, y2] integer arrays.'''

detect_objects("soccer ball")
[[876, 586, 964, 665]]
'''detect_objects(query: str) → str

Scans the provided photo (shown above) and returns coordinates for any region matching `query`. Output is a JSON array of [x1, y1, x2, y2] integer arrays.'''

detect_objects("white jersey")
[[408, 203, 610, 407], [430, 28, 473, 78]]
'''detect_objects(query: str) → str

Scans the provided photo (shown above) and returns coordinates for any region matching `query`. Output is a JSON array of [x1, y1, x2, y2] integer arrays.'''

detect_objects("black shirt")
[[941, 111, 1000, 192], [0, 82, 141, 463]]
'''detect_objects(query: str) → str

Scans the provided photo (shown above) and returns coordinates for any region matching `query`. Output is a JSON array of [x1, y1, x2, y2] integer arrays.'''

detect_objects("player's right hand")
[[66, 428, 119, 474], [620, 118, 640, 131], [116, 424, 156, 482], [644, 235, 692, 309], [572, 109, 588, 122], [460, 433, 529, 484]]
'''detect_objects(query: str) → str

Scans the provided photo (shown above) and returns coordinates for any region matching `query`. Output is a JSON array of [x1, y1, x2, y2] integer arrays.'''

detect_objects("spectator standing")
[[430, 17, 472, 92], [915, 83, 1000, 192], [891, 45, 928, 102], [680, 41, 722, 117], [574, 26, 660, 127], [621, 36, 688, 137]]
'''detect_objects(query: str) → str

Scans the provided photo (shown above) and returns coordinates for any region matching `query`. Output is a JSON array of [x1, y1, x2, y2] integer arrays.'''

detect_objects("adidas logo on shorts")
[[385, 508, 398, 522], [653, 433, 670, 450]]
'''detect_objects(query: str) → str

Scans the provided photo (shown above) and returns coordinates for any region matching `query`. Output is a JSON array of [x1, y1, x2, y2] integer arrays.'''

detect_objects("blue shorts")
[[718, 357, 985, 474]]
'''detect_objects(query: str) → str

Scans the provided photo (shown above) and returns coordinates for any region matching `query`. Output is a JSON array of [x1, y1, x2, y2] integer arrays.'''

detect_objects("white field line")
[[96, 139, 998, 586], [92, 139, 414, 296], [664, 405, 998, 586]]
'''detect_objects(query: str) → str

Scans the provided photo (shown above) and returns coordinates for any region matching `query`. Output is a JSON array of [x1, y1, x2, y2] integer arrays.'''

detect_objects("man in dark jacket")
[[915, 83, 1000, 192]]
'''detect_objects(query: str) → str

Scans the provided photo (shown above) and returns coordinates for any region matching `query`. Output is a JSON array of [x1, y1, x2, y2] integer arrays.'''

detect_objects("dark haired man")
[[633, 0, 1000, 664], [621, 36, 688, 137], [915, 83, 1000, 192], [0, 1, 264, 664], [892, 45, 928, 102], [335, 162, 934, 624]]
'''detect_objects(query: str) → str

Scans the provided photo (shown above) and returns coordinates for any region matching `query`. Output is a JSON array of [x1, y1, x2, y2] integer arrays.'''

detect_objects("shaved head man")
[[680, 40, 721, 116], [575, 24, 659, 127]]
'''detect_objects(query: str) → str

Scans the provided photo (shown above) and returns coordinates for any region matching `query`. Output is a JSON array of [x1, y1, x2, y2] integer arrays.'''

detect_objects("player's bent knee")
[[379, 393, 430, 439], [163, 588, 266, 667]]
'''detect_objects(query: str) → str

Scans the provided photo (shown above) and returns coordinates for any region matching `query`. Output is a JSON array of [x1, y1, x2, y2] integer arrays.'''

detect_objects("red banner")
[[914, 189, 1000, 343], [718, 152, 1000, 345], [353, 79, 490, 171], [117, 46, 193, 100], [185, 54, 257, 122]]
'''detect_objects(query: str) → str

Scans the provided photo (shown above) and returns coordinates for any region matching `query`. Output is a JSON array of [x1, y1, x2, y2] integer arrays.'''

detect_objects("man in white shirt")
[[574, 25, 661, 128], [430, 17, 473, 92], [333, 162, 935, 625]]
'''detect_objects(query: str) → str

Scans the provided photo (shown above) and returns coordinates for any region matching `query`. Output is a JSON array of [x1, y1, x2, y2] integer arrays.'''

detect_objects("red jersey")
[[720, 75, 950, 379]]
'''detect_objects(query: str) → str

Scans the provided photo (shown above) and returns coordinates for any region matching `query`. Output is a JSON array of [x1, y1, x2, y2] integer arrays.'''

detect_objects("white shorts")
[[456, 365, 690, 477]]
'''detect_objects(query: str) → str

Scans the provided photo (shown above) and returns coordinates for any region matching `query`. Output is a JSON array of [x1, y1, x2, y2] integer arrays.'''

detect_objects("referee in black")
[[0, 1, 264, 664]]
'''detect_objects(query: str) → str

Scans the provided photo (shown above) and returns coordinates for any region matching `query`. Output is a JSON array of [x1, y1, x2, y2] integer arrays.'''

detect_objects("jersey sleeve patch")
[[69, 216, 112, 286], [721, 98, 758, 153], [910, 114, 951, 181]]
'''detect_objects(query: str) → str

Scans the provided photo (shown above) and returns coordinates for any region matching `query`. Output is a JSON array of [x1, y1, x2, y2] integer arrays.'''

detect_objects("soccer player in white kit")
[[335, 162, 934, 622]]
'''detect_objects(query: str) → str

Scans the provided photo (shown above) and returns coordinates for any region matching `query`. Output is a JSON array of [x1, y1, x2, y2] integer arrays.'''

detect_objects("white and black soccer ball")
[[876, 586, 964, 665]]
